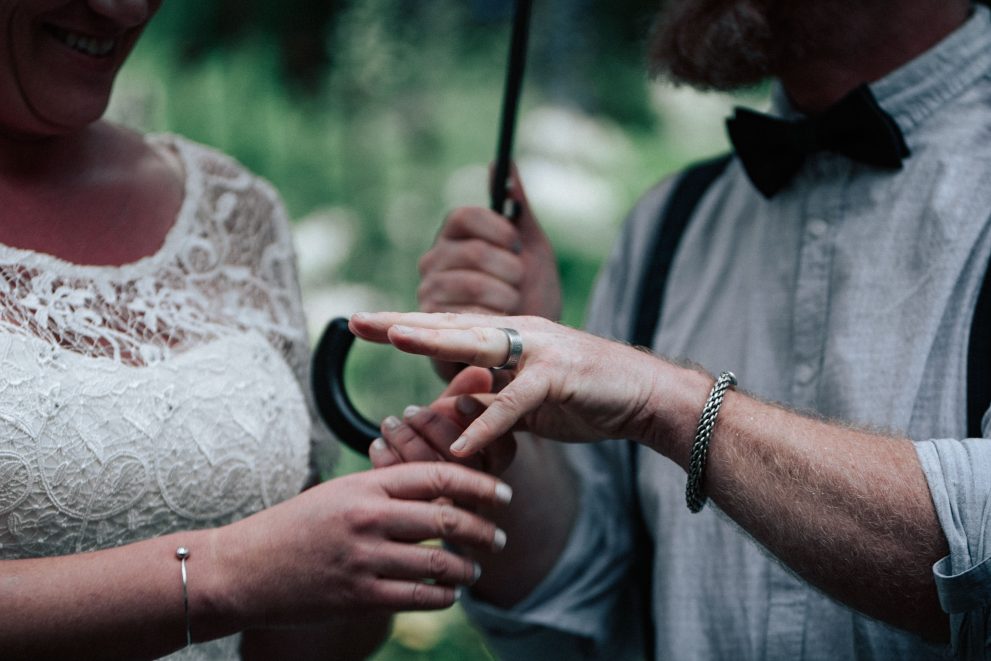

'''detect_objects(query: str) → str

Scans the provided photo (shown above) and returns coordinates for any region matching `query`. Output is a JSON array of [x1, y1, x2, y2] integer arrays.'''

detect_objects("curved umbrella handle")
[[311, 317, 380, 455]]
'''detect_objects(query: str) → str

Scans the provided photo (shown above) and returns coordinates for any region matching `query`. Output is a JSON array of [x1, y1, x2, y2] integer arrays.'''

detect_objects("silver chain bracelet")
[[685, 371, 737, 513]]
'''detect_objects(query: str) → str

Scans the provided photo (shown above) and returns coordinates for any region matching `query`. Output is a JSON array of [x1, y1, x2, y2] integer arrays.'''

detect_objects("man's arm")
[[356, 312, 953, 641], [651, 374, 950, 641]]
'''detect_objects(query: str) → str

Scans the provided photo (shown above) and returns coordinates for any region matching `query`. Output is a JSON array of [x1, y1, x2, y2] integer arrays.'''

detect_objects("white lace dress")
[[0, 134, 332, 659]]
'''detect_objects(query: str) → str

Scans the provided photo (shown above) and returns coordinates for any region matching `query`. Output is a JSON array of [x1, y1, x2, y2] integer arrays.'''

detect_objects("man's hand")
[[418, 169, 562, 321], [370, 366, 518, 477]]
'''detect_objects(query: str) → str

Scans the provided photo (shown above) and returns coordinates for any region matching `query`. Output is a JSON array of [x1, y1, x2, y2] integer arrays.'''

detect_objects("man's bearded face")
[[647, 0, 780, 90]]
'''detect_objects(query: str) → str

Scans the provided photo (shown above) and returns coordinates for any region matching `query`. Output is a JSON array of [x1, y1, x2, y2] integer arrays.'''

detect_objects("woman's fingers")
[[367, 579, 460, 612], [372, 542, 481, 587], [401, 406, 472, 461], [369, 437, 401, 468], [375, 463, 512, 508], [380, 500, 507, 552], [380, 412, 445, 463]]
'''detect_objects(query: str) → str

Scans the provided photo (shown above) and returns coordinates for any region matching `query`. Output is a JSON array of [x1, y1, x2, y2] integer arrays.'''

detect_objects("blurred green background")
[[109, 1, 760, 658]]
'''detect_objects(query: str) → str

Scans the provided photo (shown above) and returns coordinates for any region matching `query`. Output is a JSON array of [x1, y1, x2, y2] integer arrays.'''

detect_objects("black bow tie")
[[726, 84, 910, 198]]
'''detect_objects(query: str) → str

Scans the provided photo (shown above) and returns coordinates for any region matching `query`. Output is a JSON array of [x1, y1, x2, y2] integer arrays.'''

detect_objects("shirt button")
[[807, 219, 828, 239], [796, 363, 816, 383]]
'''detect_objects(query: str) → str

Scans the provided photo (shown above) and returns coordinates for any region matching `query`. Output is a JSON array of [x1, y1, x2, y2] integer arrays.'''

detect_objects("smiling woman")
[[1, 0, 157, 131], [0, 2, 512, 660]]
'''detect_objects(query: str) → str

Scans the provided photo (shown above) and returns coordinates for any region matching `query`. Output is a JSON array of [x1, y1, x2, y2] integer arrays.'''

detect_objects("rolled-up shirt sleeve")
[[915, 418, 991, 660]]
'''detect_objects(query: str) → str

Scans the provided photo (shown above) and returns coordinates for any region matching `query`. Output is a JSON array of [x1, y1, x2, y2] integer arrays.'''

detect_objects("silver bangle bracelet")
[[685, 371, 737, 513], [175, 546, 192, 648]]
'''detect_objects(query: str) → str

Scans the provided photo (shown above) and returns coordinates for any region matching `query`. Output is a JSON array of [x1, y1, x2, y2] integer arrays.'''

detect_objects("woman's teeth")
[[50, 27, 116, 57]]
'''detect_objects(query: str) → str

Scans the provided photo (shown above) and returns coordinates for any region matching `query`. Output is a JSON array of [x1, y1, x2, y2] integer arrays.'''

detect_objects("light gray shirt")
[[465, 6, 991, 660]]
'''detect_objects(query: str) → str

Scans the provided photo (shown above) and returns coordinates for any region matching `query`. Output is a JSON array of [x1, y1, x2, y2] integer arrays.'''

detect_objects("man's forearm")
[[646, 369, 949, 640]]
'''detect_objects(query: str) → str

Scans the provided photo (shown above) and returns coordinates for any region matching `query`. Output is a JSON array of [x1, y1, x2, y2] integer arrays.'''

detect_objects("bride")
[[0, 1, 510, 659]]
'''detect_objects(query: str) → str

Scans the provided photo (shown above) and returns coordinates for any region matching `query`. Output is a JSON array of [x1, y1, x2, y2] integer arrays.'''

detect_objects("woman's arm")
[[0, 463, 511, 660]]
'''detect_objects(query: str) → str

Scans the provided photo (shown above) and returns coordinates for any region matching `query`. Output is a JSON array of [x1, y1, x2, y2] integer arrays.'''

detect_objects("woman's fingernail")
[[495, 483, 513, 505], [454, 587, 464, 602], [351, 312, 368, 320], [492, 528, 507, 552], [450, 436, 469, 453], [382, 416, 401, 431], [456, 396, 481, 417], [370, 438, 388, 453], [403, 405, 422, 419], [393, 325, 417, 336], [472, 562, 482, 584]]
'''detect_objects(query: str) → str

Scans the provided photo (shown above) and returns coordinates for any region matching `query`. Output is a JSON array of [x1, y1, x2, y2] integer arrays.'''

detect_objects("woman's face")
[[0, 0, 161, 138]]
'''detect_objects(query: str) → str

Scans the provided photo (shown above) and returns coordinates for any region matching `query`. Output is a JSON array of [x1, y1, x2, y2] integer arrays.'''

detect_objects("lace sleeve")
[[183, 138, 339, 480]]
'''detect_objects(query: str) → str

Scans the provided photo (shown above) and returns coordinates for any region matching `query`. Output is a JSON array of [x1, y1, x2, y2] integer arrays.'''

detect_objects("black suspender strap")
[[968, 258, 991, 438], [630, 154, 734, 347], [627, 154, 731, 660]]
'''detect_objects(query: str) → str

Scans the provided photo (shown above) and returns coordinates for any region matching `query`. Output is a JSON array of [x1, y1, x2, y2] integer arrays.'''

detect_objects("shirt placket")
[[766, 159, 846, 661]]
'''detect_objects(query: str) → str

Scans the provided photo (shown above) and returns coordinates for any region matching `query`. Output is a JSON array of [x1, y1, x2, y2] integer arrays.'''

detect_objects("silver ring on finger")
[[493, 328, 523, 370]]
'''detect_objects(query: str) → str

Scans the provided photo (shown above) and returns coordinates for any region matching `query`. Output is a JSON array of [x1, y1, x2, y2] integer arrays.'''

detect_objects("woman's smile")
[[45, 24, 117, 58], [0, 0, 160, 136]]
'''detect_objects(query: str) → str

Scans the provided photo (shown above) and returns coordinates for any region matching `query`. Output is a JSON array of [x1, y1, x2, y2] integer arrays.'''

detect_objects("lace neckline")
[[0, 133, 199, 281]]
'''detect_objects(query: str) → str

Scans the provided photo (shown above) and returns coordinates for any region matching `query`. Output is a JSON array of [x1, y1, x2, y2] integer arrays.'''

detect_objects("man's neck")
[[778, 2, 971, 113]]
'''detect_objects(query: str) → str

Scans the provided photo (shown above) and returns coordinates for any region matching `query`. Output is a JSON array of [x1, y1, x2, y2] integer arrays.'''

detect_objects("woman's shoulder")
[[145, 132, 283, 206], [143, 133, 296, 265]]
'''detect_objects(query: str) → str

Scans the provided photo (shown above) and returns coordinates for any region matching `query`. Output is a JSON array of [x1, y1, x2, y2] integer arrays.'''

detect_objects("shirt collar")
[[770, 5, 991, 133]]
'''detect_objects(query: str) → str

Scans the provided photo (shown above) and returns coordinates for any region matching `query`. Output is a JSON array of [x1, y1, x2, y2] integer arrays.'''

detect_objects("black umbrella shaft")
[[491, 0, 533, 217]]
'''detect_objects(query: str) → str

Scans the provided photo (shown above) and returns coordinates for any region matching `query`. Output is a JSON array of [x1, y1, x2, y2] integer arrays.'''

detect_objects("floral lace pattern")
[[0, 135, 323, 659]]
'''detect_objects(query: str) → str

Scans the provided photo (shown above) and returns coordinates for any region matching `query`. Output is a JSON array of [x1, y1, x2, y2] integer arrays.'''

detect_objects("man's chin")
[[646, 0, 775, 91]]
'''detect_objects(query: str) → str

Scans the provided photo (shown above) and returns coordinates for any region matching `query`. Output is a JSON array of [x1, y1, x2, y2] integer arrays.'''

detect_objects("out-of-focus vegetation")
[[110, 2, 760, 658]]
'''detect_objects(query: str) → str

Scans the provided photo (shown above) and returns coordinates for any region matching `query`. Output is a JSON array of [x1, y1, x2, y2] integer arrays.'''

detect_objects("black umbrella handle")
[[491, 0, 533, 218], [311, 317, 380, 455], [313, 1, 534, 455]]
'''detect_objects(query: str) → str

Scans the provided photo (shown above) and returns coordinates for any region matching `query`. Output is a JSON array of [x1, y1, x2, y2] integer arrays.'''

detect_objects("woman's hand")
[[214, 463, 512, 629], [370, 366, 517, 475], [349, 312, 706, 457]]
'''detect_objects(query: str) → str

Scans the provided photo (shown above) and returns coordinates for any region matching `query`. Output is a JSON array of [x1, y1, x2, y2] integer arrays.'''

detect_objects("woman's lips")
[[45, 24, 117, 58]]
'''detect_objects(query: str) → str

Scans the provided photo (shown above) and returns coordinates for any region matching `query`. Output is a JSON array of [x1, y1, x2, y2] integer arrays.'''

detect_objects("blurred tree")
[[169, 0, 347, 92], [531, 0, 660, 127], [154, 0, 666, 123]]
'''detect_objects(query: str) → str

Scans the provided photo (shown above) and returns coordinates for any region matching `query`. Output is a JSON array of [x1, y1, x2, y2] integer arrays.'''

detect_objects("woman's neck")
[[0, 122, 111, 185]]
